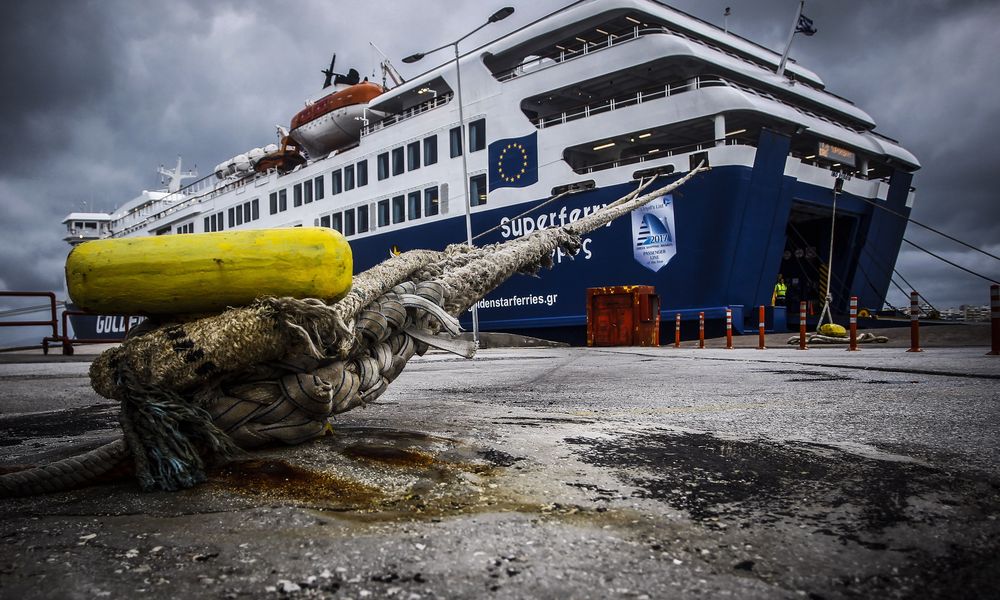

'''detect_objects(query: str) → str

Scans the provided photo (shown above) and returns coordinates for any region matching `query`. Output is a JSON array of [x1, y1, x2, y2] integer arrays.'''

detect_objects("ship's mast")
[[158, 157, 198, 193]]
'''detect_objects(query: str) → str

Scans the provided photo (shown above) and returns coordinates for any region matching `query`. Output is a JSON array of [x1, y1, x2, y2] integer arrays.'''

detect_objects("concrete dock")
[[1, 326, 998, 599]]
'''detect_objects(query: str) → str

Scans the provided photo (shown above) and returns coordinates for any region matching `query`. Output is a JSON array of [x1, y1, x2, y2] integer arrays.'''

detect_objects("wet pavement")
[[1, 340, 999, 599]]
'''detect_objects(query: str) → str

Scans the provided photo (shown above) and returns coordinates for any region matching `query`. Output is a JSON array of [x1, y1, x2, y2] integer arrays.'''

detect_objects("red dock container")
[[586, 285, 660, 347]]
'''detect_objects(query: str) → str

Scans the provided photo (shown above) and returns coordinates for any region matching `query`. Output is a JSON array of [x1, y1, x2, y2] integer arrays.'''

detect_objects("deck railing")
[[0, 291, 62, 354], [361, 93, 453, 138]]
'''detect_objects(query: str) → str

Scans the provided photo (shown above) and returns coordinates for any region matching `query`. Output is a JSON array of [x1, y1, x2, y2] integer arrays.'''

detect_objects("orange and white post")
[[989, 285, 999, 356], [848, 296, 859, 352], [907, 291, 922, 353], [725, 308, 734, 349], [698, 312, 705, 348], [674, 313, 681, 348], [758, 305, 766, 350], [798, 301, 808, 350]]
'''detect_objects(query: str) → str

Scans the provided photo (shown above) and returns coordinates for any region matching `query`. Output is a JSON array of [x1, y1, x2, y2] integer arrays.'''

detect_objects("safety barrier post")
[[757, 305, 766, 350], [989, 285, 999, 356], [798, 301, 807, 350], [848, 296, 859, 352], [674, 313, 681, 348], [906, 291, 922, 353], [698, 312, 705, 349], [725, 308, 733, 349]]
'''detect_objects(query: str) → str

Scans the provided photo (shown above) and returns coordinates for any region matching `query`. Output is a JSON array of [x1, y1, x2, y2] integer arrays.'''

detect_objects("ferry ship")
[[62, 0, 919, 343]]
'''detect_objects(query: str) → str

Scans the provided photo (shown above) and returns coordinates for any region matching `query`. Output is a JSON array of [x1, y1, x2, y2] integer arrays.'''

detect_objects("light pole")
[[403, 6, 514, 347]]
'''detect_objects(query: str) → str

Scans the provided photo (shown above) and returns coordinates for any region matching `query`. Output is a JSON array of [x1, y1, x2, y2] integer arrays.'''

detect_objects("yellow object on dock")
[[66, 228, 352, 315]]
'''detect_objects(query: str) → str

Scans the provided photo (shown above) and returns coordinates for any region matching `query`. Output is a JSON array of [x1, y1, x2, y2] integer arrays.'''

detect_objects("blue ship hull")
[[349, 133, 914, 339]]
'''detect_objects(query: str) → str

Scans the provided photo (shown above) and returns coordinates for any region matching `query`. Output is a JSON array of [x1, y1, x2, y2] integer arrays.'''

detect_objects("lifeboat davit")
[[288, 75, 386, 157]]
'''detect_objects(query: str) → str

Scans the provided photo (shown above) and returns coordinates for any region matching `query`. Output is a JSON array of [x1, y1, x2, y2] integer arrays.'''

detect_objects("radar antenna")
[[321, 54, 338, 89], [157, 156, 198, 193], [321, 53, 361, 89]]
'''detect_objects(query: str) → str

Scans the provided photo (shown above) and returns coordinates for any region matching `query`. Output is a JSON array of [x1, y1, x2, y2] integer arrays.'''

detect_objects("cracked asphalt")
[[1, 338, 998, 599]]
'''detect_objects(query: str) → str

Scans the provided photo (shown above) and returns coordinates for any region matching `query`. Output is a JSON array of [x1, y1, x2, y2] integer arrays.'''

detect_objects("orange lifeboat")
[[288, 74, 385, 157]]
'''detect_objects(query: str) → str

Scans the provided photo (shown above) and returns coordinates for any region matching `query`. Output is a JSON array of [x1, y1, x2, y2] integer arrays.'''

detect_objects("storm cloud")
[[1, 0, 997, 312]]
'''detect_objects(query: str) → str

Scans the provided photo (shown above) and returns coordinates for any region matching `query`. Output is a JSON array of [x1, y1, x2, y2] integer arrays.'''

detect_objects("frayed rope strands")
[[1, 165, 705, 496]]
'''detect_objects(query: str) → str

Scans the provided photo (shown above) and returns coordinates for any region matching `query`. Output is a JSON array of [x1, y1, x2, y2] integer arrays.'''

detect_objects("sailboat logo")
[[630, 195, 677, 272], [636, 213, 673, 247]]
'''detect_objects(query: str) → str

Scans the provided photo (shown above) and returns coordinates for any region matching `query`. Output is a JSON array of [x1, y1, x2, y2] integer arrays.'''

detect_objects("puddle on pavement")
[[340, 443, 436, 468], [565, 430, 999, 541], [206, 426, 543, 520], [213, 458, 383, 507]]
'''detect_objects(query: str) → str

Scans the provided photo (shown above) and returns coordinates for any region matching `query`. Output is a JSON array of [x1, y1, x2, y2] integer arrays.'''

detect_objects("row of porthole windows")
[[202, 199, 261, 233], [228, 199, 260, 228], [319, 185, 444, 237], [376, 119, 485, 182]]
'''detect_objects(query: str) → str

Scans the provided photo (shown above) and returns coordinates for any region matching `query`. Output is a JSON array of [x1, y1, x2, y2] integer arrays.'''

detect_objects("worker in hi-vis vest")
[[773, 274, 787, 307]]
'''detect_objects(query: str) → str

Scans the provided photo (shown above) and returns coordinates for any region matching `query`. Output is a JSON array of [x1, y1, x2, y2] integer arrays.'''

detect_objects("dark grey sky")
[[2, 0, 998, 315]]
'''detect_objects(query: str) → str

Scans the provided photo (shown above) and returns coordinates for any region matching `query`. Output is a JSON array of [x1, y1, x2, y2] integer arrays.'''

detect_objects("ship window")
[[228, 207, 236, 227], [449, 127, 462, 157], [407, 191, 422, 220], [279, 189, 287, 211], [407, 141, 421, 171], [269, 192, 278, 215], [304, 180, 313, 204], [424, 187, 439, 217], [294, 183, 303, 207], [392, 194, 405, 223], [344, 209, 356, 236], [331, 212, 343, 233], [344, 164, 355, 191], [357, 160, 369, 186], [391, 147, 405, 176], [424, 135, 438, 165], [204, 217, 210, 232], [469, 118, 486, 152], [314, 176, 325, 200], [252, 199, 259, 220], [320, 215, 330, 228], [377, 199, 390, 227], [470, 174, 487, 206], [377, 153, 389, 180], [331, 170, 343, 195], [244, 202, 252, 222], [358, 205, 370, 233], [236, 206, 244, 226]]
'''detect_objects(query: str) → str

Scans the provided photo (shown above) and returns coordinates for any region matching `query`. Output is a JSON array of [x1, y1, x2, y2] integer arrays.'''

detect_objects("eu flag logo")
[[489, 132, 538, 191]]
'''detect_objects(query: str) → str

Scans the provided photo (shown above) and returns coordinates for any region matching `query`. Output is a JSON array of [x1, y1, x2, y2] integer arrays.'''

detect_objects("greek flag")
[[488, 132, 538, 191], [796, 14, 817, 36]]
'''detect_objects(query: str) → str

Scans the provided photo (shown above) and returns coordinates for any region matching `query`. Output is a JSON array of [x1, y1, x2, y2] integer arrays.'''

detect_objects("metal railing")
[[361, 93, 453, 137], [0, 291, 61, 354], [495, 25, 781, 84], [573, 135, 753, 175], [59, 310, 135, 355], [532, 76, 729, 129]]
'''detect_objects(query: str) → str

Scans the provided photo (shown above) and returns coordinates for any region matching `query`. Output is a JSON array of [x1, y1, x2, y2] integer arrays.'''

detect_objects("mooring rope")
[[1, 165, 706, 496]]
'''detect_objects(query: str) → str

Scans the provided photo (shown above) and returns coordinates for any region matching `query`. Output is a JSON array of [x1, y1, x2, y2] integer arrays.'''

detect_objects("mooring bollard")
[[848, 296, 859, 352], [798, 301, 808, 350], [698, 312, 705, 348], [725, 308, 733, 349], [907, 291, 922, 353], [989, 285, 999, 356], [674, 313, 681, 348], [758, 305, 766, 350]]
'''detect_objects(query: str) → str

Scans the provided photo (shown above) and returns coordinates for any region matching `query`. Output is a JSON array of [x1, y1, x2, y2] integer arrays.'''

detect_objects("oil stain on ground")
[[564, 430, 1000, 536]]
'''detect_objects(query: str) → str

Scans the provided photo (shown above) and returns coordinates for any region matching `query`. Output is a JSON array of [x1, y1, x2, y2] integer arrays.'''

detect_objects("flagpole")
[[776, 0, 805, 78]]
